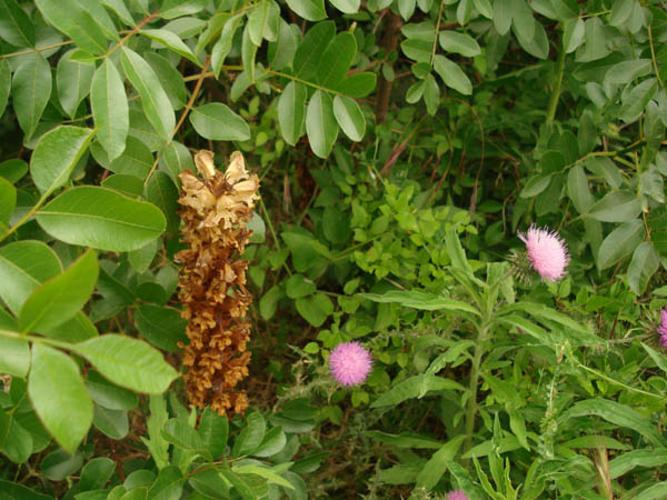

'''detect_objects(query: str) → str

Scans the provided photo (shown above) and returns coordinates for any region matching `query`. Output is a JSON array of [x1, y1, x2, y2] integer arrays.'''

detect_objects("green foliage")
[[0, 0, 665, 497]]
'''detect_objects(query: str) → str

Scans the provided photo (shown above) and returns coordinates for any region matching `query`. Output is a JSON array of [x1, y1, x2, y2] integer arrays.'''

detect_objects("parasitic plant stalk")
[[176, 150, 260, 416]]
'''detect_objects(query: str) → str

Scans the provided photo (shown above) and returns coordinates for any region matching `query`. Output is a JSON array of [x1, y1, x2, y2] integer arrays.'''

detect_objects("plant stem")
[[545, 43, 565, 126], [0, 328, 73, 351], [464, 322, 489, 455], [647, 24, 665, 89]]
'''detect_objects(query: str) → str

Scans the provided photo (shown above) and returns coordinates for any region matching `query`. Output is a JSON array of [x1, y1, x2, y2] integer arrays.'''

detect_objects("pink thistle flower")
[[446, 491, 469, 500], [658, 309, 667, 348], [329, 341, 372, 386], [519, 226, 570, 282]]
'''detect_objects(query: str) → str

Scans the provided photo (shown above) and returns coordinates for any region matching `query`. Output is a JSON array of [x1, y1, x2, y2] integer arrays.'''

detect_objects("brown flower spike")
[[176, 150, 260, 416]]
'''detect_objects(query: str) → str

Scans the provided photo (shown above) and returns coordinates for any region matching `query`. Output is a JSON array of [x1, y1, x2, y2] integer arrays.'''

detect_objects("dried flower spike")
[[519, 226, 570, 282], [329, 342, 372, 386], [176, 150, 260, 416]]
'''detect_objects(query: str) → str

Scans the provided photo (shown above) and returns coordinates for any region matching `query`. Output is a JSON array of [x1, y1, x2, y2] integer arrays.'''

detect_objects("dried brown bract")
[[176, 150, 260, 416]]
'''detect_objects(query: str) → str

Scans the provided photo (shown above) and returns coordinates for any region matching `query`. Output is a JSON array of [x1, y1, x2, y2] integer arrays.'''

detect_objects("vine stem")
[[105, 11, 160, 57], [545, 42, 565, 126], [430, 0, 447, 66]]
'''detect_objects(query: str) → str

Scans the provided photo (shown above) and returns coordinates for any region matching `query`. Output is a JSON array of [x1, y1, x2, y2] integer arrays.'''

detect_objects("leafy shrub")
[[0, 0, 665, 498]]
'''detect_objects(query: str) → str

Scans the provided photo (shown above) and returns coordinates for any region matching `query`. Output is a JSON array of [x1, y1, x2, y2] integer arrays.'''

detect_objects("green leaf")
[[333, 95, 366, 142], [513, 18, 549, 59], [145, 171, 179, 233], [56, 50, 95, 119], [45, 312, 98, 343], [0, 158, 28, 183], [120, 47, 175, 141], [285, 274, 316, 299], [30, 125, 94, 196], [317, 32, 357, 88], [78, 457, 115, 491], [87, 370, 139, 411], [438, 31, 481, 57], [28, 344, 93, 454], [563, 17, 585, 53], [627, 241, 659, 295], [105, 136, 153, 178], [0, 0, 35, 47], [0, 411, 33, 463], [35, 0, 109, 54], [641, 343, 667, 376], [91, 59, 129, 162], [619, 78, 658, 123], [371, 375, 464, 408], [144, 52, 187, 111], [416, 436, 465, 489], [0, 240, 61, 314], [74, 334, 179, 394], [0, 335, 30, 377], [211, 15, 242, 77], [147, 465, 183, 500], [252, 426, 286, 457], [510, 0, 534, 41], [306, 90, 338, 158], [0, 176, 15, 227], [285, 0, 326, 21], [359, 290, 479, 315], [493, 0, 512, 35], [36, 186, 166, 252], [609, 0, 634, 27], [141, 29, 200, 66], [433, 55, 472, 95], [335, 72, 377, 98], [0, 59, 10, 118], [329, 0, 360, 14], [609, 448, 667, 480], [19, 249, 98, 334], [93, 405, 129, 439], [567, 165, 593, 214], [635, 482, 667, 500], [159, 141, 193, 183], [365, 431, 443, 449], [397, 0, 414, 19], [589, 191, 642, 222], [232, 464, 294, 490], [161, 418, 205, 451], [11, 53, 52, 138], [294, 21, 335, 81], [576, 18, 610, 63], [199, 408, 228, 459], [605, 59, 652, 86], [597, 219, 643, 270], [247, 0, 280, 45], [295, 292, 334, 327], [278, 81, 307, 146], [0, 480, 49, 500], [135, 304, 187, 352], [232, 411, 266, 457], [559, 399, 664, 447], [189, 103, 250, 141]]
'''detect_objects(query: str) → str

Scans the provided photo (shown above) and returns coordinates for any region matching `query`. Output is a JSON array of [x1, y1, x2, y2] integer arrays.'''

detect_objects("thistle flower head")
[[658, 308, 667, 348], [329, 342, 372, 386], [446, 491, 469, 500], [519, 226, 570, 282]]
